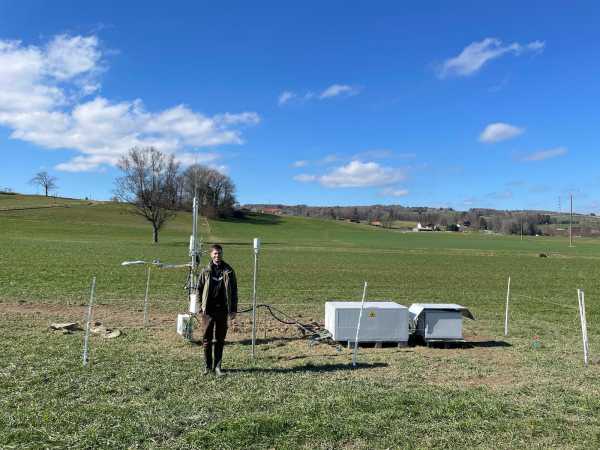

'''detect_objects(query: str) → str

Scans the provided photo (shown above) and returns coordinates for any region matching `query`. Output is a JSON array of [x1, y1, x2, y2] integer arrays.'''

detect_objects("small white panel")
[[177, 314, 191, 335], [189, 293, 199, 314], [425, 310, 463, 339]]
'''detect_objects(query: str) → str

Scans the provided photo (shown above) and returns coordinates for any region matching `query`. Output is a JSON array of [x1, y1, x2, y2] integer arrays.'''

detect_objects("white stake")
[[577, 289, 590, 366], [143, 266, 151, 327], [82, 276, 96, 367], [251, 238, 261, 359], [504, 276, 511, 337], [582, 290, 590, 363], [352, 281, 368, 367]]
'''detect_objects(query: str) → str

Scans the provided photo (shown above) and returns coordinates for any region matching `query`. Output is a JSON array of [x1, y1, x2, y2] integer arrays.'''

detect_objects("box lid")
[[408, 303, 475, 320], [326, 301, 407, 309]]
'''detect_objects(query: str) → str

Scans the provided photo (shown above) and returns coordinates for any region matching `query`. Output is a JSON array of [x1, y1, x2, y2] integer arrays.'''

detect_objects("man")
[[196, 244, 238, 376]]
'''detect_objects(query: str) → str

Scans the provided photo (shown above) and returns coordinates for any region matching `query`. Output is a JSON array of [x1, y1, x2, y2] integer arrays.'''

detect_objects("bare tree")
[[114, 147, 180, 243], [181, 164, 237, 218], [29, 171, 58, 197]]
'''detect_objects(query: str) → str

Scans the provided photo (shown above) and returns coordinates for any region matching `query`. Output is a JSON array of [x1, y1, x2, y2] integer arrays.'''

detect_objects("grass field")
[[1, 196, 600, 449]]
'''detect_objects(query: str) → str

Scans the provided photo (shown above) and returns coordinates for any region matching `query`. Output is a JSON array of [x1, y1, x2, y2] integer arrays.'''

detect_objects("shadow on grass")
[[423, 340, 512, 349], [163, 240, 284, 248], [235, 337, 302, 345], [217, 213, 283, 226], [467, 340, 512, 348], [188, 336, 301, 347], [227, 362, 388, 374]]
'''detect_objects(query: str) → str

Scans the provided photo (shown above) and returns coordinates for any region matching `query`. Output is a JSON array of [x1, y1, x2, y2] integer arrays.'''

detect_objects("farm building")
[[413, 222, 434, 232], [261, 207, 283, 215]]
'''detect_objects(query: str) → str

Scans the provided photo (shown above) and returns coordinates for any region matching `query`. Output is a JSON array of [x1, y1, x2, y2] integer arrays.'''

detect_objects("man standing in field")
[[196, 244, 238, 376]]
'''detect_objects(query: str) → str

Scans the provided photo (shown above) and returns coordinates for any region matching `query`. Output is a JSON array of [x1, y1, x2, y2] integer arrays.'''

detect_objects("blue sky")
[[1, 1, 599, 212]]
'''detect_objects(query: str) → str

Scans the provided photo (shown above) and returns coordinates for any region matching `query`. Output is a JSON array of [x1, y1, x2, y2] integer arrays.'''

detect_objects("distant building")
[[413, 222, 434, 232], [370, 220, 382, 227], [261, 207, 283, 215]]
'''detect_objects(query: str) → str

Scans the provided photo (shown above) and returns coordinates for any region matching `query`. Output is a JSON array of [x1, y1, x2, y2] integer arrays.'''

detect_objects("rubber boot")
[[214, 342, 226, 377], [203, 342, 213, 375]]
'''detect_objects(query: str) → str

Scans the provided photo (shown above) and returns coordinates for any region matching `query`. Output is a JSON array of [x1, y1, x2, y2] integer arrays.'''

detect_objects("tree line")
[[114, 147, 237, 243], [243, 203, 570, 236]]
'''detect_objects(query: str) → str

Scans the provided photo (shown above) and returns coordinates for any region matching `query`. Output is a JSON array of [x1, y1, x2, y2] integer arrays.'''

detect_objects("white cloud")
[[439, 38, 545, 78], [479, 122, 524, 143], [291, 160, 309, 168], [352, 149, 417, 160], [55, 154, 111, 172], [321, 161, 405, 187], [214, 112, 260, 126], [380, 187, 409, 197], [278, 91, 296, 106], [45, 34, 102, 81], [174, 152, 222, 167], [522, 147, 568, 162], [319, 84, 359, 99], [295, 160, 406, 188], [0, 35, 260, 172], [293, 174, 317, 182], [278, 84, 360, 105], [320, 154, 339, 164]]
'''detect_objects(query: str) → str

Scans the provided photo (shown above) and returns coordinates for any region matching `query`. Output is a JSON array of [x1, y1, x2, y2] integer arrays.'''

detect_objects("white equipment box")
[[408, 303, 474, 341], [325, 301, 409, 344], [177, 313, 191, 336]]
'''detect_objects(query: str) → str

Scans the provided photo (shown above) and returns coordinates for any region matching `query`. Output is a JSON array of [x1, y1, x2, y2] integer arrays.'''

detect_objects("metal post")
[[82, 276, 96, 367], [520, 215, 523, 241], [352, 281, 368, 367], [251, 238, 260, 359], [569, 194, 573, 247], [143, 266, 151, 327], [504, 276, 511, 337]]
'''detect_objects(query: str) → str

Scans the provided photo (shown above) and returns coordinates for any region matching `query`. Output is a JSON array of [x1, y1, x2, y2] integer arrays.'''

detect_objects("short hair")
[[210, 244, 223, 252]]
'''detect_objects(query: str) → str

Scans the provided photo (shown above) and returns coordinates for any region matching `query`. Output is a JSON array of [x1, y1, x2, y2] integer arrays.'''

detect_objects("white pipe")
[[352, 281, 368, 367], [578, 289, 589, 366], [582, 290, 590, 365], [581, 291, 590, 362], [143, 266, 151, 327], [504, 276, 511, 337], [82, 276, 96, 367], [251, 242, 259, 359]]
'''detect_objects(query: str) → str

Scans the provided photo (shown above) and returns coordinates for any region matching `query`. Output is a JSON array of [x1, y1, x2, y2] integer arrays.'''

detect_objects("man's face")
[[211, 248, 223, 265]]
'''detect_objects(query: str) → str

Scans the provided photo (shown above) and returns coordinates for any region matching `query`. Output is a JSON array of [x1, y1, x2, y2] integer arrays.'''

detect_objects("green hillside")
[[1, 197, 600, 449], [1, 198, 599, 309]]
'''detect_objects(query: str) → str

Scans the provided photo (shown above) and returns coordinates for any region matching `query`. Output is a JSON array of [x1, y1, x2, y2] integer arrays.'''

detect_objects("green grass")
[[1, 199, 600, 448], [0, 193, 91, 210]]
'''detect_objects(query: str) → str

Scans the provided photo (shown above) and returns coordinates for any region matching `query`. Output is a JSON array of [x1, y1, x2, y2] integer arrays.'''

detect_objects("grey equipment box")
[[325, 301, 409, 344], [409, 303, 475, 342]]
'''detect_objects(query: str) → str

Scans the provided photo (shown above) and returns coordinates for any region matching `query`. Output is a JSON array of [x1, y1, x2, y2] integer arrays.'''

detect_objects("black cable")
[[238, 303, 327, 338]]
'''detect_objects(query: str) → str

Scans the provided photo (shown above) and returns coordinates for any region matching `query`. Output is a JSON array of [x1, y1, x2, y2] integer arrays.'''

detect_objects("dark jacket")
[[197, 261, 238, 314]]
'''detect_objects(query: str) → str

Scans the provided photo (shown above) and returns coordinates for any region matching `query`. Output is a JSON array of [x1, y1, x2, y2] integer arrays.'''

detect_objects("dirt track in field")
[[0, 301, 309, 340]]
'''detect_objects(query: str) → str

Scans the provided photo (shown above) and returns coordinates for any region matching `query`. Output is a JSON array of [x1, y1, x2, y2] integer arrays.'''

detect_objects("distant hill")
[[242, 203, 600, 237], [0, 193, 99, 211]]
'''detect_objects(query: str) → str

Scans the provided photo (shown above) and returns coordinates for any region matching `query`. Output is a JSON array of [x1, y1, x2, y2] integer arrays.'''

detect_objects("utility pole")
[[520, 213, 523, 241], [569, 194, 574, 248], [558, 196, 561, 213]]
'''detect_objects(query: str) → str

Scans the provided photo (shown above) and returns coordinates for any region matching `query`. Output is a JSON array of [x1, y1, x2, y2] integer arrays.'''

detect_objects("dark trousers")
[[201, 311, 228, 369]]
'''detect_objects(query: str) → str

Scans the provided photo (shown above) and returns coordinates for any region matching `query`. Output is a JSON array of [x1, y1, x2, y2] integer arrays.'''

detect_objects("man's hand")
[[228, 312, 237, 321]]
